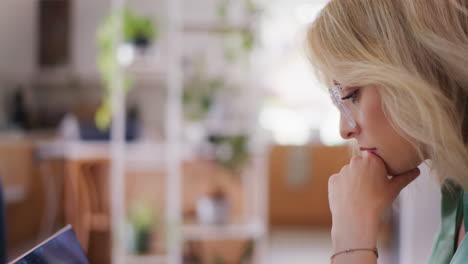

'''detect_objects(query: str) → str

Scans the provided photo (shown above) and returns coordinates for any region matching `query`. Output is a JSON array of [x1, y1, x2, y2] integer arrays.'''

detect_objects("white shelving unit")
[[108, 0, 127, 263], [165, 0, 184, 263], [108, 0, 268, 263], [124, 254, 167, 264], [182, 220, 266, 241]]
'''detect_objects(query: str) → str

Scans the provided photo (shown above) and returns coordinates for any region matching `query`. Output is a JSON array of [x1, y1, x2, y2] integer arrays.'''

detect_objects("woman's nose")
[[339, 114, 359, 139]]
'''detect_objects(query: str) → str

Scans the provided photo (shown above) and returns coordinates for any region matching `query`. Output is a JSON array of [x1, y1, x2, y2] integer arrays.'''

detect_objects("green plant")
[[223, 30, 255, 63], [244, 0, 258, 13], [128, 200, 157, 254], [209, 134, 250, 174], [238, 240, 254, 263], [183, 58, 223, 121], [129, 200, 154, 231], [216, 0, 230, 22], [214, 253, 226, 264], [95, 8, 158, 130], [122, 9, 158, 43], [215, 0, 259, 63]]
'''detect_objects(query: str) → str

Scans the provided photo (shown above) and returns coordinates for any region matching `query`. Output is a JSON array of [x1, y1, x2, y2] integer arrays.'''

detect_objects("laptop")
[[9, 225, 89, 264]]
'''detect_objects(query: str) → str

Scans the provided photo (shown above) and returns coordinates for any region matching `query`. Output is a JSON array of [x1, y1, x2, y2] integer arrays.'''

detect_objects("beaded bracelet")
[[330, 248, 378, 262]]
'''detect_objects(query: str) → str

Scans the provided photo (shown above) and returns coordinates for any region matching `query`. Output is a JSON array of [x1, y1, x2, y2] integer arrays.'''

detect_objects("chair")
[[65, 158, 110, 253]]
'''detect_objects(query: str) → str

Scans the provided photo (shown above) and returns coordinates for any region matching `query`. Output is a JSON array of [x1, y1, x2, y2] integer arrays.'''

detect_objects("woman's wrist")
[[331, 248, 378, 264], [332, 233, 378, 253], [331, 216, 379, 252]]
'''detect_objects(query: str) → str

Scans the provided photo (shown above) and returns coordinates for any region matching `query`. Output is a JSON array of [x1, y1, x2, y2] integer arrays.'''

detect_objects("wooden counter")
[[268, 144, 351, 227]]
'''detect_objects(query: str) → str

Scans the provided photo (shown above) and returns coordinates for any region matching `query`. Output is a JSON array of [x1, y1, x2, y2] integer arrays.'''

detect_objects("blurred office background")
[[0, 0, 441, 263]]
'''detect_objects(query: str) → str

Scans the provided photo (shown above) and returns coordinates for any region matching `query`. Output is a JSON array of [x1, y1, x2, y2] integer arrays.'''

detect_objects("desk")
[[37, 140, 248, 263], [0, 139, 34, 204], [36, 140, 165, 253]]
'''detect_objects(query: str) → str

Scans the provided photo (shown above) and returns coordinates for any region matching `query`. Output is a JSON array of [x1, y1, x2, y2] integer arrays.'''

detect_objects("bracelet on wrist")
[[330, 247, 378, 262]]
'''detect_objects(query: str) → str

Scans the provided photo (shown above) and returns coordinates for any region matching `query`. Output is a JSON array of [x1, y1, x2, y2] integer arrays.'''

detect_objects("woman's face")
[[338, 84, 422, 176]]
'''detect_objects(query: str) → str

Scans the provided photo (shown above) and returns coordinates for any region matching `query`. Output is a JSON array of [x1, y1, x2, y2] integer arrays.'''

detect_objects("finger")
[[328, 174, 338, 186], [390, 167, 420, 193], [362, 150, 387, 171]]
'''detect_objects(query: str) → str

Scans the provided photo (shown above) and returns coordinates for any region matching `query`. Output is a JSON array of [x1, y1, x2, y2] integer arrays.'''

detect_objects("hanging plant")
[[216, 0, 230, 22], [208, 134, 250, 174], [95, 8, 158, 130], [183, 57, 223, 121]]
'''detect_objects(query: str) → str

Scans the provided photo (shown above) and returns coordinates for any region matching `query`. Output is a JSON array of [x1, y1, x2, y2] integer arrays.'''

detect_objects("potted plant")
[[127, 200, 157, 254], [95, 8, 158, 130], [208, 134, 250, 174], [183, 57, 223, 122]]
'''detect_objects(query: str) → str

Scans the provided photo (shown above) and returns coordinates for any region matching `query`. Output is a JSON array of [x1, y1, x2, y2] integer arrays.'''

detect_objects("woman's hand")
[[328, 151, 420, 253]]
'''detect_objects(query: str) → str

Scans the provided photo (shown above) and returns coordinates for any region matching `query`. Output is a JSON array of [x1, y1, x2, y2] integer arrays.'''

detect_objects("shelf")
[[124, 254, 167, 264], [183, 22, 251, 33], [182, 220, 266, 241], [125, 60, 166, 82], [36, 140, 164, 161]]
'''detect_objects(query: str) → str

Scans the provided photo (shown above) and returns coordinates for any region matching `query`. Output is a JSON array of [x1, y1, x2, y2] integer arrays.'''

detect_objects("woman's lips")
[[360, 147, 378, 154], [361, 147, 383, 160], [360, 147, 388, 172]]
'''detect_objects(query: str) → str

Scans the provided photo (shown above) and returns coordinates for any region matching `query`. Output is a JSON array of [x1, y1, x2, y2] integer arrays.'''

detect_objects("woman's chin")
[[383, 161, 404, 177], [386, 168, 399, 177], [388, 166, 420, 177]]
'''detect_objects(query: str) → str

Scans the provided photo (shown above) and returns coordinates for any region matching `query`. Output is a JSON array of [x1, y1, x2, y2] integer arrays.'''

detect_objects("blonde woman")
[[306, 0, 468, 263]]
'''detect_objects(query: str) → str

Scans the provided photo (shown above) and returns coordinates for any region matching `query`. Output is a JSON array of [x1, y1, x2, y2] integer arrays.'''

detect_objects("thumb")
[[390, 167, 420, 193]]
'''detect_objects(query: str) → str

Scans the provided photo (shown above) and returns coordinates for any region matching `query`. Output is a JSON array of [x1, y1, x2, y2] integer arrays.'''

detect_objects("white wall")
[[398, 163, 441, 264], [0, 0, 250, 82], [71, 0, 111, 80], [0, 0, 37, 127], [0, 0, 166, 81], [0, 0, 36, 81]]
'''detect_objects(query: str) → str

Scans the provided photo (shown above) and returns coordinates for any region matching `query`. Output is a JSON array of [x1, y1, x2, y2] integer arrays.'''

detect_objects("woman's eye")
[[341, 89, 360, 104]]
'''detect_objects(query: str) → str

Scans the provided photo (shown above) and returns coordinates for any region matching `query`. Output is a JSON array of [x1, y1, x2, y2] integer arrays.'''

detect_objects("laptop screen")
[[10, 225, 89, 264]]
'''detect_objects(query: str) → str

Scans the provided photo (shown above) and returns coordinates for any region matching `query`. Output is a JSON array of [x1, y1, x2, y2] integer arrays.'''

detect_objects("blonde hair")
[[307, 0, 468, 189]]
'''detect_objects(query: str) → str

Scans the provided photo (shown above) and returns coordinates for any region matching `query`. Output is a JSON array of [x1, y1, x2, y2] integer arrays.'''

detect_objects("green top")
[[428, 181, 468, 264]]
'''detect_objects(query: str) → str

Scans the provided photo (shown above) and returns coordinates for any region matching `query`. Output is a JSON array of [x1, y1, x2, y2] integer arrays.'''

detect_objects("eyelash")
[[341, 89, 360, 104]]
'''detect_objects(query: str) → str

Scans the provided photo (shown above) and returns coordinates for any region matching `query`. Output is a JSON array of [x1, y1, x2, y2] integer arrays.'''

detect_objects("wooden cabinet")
[[268, 144, 351, 227]]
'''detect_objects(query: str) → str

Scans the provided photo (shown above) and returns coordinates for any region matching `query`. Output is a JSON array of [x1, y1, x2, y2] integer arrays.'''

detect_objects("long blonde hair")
[[307, 0, 468, 189]]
